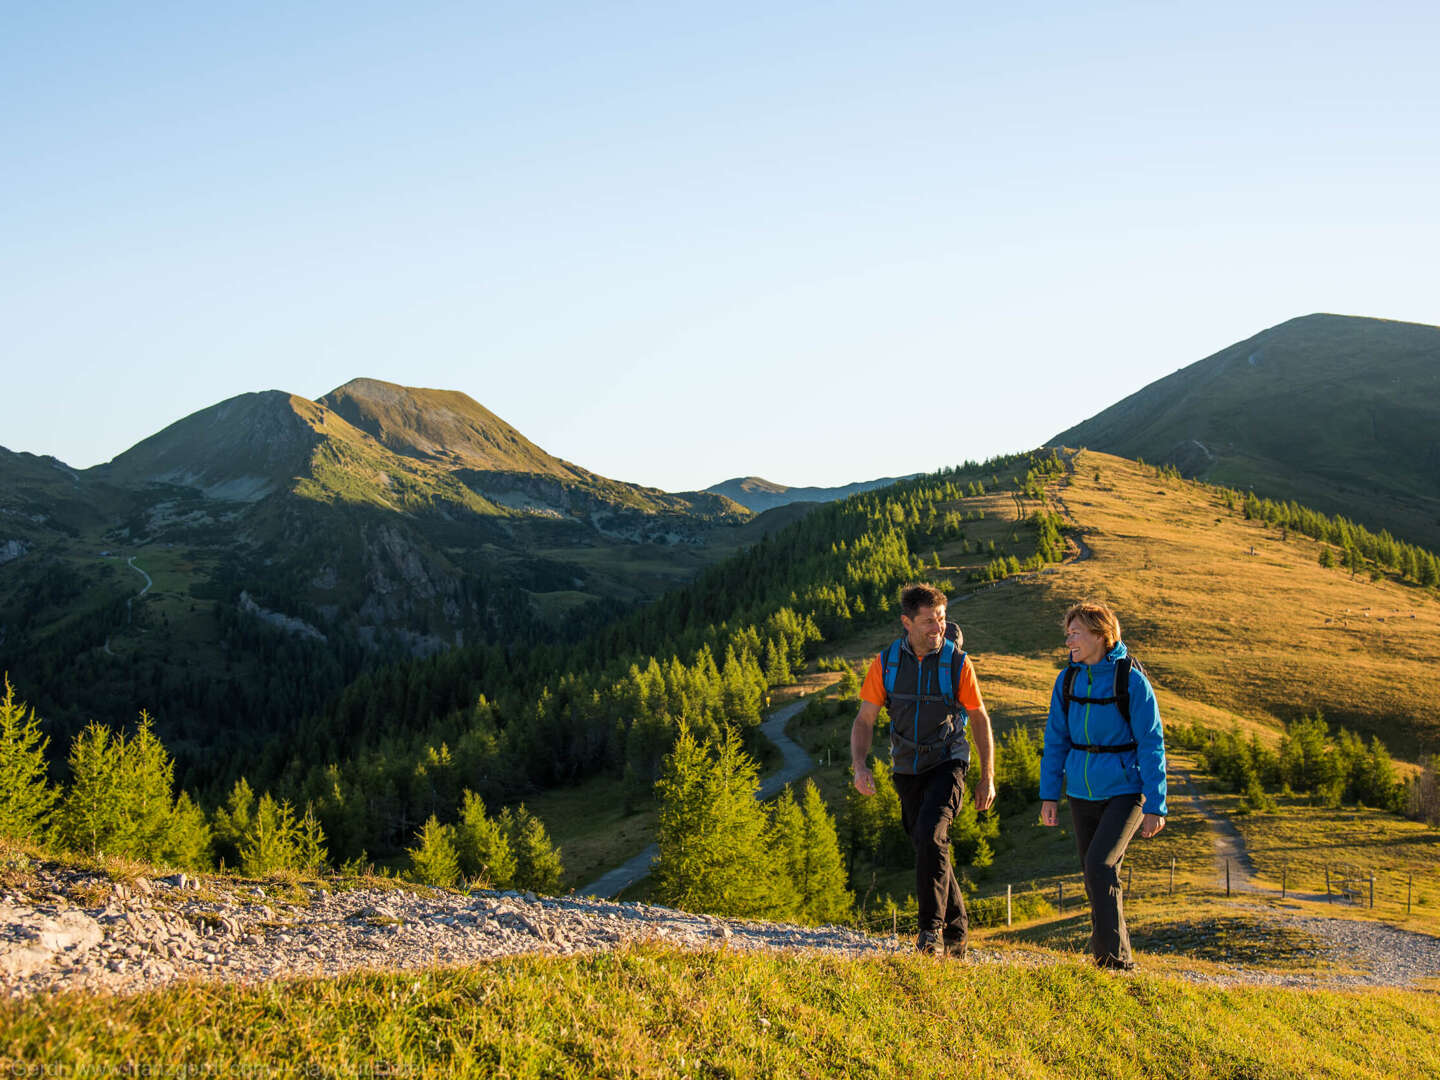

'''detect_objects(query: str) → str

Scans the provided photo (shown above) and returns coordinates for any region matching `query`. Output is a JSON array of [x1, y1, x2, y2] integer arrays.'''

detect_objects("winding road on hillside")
[[578, 695, 816, 899]]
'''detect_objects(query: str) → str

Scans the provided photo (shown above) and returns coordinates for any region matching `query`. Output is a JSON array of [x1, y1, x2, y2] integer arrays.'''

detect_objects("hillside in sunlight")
[[1050, 313, 1440, 549], [925, 450, 1440, 758]]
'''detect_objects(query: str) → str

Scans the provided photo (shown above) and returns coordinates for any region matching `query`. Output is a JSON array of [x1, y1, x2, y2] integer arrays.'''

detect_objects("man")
[[850, 582, 996, 956]]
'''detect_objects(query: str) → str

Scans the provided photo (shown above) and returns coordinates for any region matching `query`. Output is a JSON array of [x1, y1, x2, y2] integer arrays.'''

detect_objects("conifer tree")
[[407, 815, 461, 888], [797, 780, 853, 924], [654, 723, 774, 917], [55, 712, 181, 861], [211, 778, 257, 869], [455, 790, 516, 887], [763, 639, 792, 686], [123, 712, 179, 858], [162, 792, 213, 871], [504, 805, 564, 894], [1421, 553, 1440, 588], [295, 802, 329, 874], [845, 756, 908, 867], [765, 786, 806, 919], [0, 675, 57, 845], [239, 794, 300, 876], [54, 723, 121, 856]]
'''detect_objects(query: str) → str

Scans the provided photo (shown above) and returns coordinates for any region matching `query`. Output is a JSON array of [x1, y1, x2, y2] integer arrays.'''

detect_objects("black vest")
[[883, 639, 971, 776]]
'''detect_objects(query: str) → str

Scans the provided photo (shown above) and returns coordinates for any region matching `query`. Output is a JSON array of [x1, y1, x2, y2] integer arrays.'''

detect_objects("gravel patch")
[[0, 861, 890, 1000]]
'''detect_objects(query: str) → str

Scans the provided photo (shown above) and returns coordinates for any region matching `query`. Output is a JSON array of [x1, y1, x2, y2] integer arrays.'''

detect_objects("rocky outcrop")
[[238, 592, 326, 642]]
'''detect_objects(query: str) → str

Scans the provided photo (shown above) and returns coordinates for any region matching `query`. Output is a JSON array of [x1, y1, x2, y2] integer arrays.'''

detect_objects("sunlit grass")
[[4, 947, 1438, 1078]]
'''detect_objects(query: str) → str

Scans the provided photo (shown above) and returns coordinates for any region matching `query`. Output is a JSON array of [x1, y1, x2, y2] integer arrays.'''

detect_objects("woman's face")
[[1065, 618, 1107, 665]]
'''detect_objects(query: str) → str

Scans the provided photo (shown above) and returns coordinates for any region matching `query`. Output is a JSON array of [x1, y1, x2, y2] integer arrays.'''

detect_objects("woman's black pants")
[[1068, 793, 1144, 967]]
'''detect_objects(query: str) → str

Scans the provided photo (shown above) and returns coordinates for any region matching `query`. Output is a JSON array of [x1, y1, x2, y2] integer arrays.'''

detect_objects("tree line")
[[1228, 489, 1440, 588], [1169, 711, 1422, 816]]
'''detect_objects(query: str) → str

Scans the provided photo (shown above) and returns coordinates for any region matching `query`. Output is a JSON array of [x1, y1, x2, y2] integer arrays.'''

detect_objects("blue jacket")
[[1039, 641, 1167, 814]]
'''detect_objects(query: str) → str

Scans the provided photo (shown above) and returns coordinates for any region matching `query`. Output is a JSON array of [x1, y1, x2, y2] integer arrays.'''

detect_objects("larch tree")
[[407, 815, 461, 888], [0, 676, 57, 845], [503, 805, 564, 895], [654, 723, 775, 917], [455, 789, 515, 887], [797, 780, 853, 925]]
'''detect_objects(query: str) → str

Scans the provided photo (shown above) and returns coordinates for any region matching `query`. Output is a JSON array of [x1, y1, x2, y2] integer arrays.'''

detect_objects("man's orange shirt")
[[860, 649, 984, 711]]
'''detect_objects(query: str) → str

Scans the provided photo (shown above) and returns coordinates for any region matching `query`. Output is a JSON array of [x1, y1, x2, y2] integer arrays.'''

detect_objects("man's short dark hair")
[[900, 583, 947, 618]]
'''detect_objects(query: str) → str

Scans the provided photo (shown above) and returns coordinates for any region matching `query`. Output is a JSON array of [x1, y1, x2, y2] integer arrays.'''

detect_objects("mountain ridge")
[[705, 473, 917, 512], [1048, 312, 1440, 548]]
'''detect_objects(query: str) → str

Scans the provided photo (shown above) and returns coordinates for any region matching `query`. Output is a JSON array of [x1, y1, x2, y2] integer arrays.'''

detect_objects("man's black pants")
[[892, 762, 967, 942], [1068, 793, 1144, 967]]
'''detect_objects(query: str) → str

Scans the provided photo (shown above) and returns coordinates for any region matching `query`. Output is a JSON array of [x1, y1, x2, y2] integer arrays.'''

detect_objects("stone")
[[0, 909, 103, 979]]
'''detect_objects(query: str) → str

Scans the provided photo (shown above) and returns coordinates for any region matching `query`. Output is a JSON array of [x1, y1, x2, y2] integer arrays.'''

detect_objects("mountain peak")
[[317, 379, 581, 477], [91, 390, 322, 501]]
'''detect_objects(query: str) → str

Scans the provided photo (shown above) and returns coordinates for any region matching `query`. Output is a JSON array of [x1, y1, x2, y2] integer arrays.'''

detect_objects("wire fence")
[[850, 857, 1431, 937]]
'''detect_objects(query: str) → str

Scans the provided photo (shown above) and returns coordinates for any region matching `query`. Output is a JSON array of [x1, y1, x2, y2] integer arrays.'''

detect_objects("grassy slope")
[[543, 449, 1440, 906], [1050, 313, 1440, 549], [6, 948, 1439, 1078]]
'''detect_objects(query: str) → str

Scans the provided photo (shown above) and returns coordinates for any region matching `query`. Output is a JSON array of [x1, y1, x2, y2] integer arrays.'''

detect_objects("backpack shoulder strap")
[[1061, 665, 1079, 709], [936, 639, 962, 705], [881, 638, 904, 699], [1114, 656, 1133, 725]]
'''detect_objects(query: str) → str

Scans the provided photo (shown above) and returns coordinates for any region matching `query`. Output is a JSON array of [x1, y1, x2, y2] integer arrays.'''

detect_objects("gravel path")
[[1, 862, 888, 1001], [1167, 902, 1440, 990], [1171, 767, 1332, 903]]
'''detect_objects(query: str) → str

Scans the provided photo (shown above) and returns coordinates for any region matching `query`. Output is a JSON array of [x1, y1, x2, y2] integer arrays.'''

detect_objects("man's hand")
[[1139, 813, 1165, 838], [973, 771, 996, 812], [1040, 800, 1059, 826], [852, 764, 876, 796]]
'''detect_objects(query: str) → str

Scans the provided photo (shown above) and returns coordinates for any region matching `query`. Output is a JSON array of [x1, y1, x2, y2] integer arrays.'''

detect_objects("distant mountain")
[[0, 379, 753, 777], [1049, 313, 1440, 548], [706, 474, 914, 513]]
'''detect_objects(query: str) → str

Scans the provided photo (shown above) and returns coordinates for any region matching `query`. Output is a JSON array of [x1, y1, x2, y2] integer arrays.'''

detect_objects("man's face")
[[901, 604, 946, 656]]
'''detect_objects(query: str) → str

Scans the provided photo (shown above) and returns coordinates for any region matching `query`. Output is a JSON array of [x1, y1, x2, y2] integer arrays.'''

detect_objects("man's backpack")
[[879, 634, 966, 707], [1060, 655, 1146, 752]]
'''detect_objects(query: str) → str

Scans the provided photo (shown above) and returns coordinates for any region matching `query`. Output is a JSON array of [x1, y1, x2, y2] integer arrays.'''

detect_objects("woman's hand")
[[1139, 813, 1165, 838], [1040, 800, 1059, 826]]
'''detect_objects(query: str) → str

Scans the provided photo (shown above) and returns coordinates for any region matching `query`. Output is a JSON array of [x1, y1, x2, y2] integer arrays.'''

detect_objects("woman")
[[1039, 600, 1167, 971]]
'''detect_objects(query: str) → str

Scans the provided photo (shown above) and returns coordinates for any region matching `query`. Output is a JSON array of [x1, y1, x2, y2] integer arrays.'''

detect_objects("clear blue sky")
[[5, 2, 1438, 491]]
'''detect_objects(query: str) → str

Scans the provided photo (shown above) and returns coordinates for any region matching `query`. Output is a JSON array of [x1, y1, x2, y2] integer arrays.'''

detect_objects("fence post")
[[1326, 866, 1331, 902], [1408, 873, 1413, 916], [1169, 856, 1175, 896], [1058, 881, 1064, 914], [1281, 866, 1286, 900], [892, 909, 897, 938], [1226, 859, 1231, 898], [1006, 884, 1012, 928], [1370, 874, 1375, 910]]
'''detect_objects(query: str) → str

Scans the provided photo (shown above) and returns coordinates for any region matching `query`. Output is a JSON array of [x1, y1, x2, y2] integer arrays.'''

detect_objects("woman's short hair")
[[1063, 600, 1121, 650]]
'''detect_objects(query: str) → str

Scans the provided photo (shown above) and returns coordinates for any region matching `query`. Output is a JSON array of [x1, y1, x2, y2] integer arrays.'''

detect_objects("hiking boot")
[[916, 930, 941, 956], [1096, 957, 1138, 973], [943, 932, 967, 960]]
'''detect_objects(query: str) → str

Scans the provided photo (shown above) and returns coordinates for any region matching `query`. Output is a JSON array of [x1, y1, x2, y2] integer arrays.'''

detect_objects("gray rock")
[[0, 907, 103, 979]]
